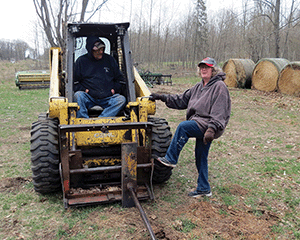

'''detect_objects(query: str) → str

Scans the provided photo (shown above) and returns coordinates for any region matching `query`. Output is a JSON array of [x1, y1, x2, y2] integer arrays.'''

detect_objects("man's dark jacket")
[[74, 36, 123, 99]]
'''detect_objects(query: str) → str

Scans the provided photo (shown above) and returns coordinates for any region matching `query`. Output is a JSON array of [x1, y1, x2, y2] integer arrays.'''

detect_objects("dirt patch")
[[185, 201, 277, 239], [63, 190, 279, 240], [83, 204, 187, 239], [0, 177, 31, 193], [227, 184, 249, 196]]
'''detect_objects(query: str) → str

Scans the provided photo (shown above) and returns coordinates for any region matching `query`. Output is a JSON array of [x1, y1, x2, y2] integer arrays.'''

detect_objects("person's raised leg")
[[157, 120, 203, 167]]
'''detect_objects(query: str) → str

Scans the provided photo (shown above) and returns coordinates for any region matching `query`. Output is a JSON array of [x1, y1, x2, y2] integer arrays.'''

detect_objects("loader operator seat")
[[87, 105, 103, 117]]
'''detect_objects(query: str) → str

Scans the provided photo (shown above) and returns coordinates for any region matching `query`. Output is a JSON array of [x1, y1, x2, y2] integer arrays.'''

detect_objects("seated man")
[[74, 36, 126, 118]]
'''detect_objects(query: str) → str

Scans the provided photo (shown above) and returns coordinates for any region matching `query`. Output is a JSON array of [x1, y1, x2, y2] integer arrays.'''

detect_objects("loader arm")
[[49, 47, 61, 98], [48, 47, 78, 124], [134, 67, 151, 98]]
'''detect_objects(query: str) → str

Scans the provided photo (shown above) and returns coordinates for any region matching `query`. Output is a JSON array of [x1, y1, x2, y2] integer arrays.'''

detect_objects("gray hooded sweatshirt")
[[164, 72, 231, 139]]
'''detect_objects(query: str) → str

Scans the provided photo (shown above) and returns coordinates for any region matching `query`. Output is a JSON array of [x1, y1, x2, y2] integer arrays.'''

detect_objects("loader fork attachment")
[[121, 142, 137, 208], [58, 122, 154, 209]]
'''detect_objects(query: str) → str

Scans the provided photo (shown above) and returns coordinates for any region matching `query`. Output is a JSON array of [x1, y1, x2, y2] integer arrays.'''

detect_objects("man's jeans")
[[74, 91, 126, 118], [165, 120, 212, 192]]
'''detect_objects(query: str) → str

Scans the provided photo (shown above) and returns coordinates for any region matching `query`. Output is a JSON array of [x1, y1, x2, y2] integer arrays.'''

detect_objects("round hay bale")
[[252, 58, 290, 92], [223, 59, 255, 88], [278, 62, 300, 96]]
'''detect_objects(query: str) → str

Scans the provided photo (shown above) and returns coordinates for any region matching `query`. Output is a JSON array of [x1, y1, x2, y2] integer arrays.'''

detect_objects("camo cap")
[[93, 40, 105, 51], [198, 57, 217, 68]]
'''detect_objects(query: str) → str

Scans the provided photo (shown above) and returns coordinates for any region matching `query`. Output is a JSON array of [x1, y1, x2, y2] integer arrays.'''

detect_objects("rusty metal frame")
[[121, 142, 137, 208], [59, 122, 153, 209], [59, 122, 153, 133]]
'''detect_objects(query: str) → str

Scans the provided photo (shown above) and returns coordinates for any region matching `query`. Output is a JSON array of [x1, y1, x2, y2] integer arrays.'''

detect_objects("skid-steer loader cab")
[[72, 35, 116, 117], [30, 22, 173, 209], [66, 23, 135, 105]]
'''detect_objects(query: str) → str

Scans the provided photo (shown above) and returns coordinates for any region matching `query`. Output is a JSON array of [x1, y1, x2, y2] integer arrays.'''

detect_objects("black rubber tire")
[[148, 117, 173, 184], [37, 112, 48, 121], [30, 117, 61, 193]]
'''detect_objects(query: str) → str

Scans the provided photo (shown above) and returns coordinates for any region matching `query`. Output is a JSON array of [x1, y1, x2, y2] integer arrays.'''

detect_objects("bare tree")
[[33, 0, 111, 50], [0, 40, 31, 61], [280, 0, 300, 58], [194, 0, 208, 62], [251, 0, 281, 57], [274, 0, 280, 57], [148, 0, 154, 66], [80, 0, 89, 22]]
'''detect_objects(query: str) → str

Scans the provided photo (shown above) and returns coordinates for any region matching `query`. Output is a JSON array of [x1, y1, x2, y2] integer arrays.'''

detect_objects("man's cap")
[[93, 41, 105, 51], [198, 57, 217, 68]]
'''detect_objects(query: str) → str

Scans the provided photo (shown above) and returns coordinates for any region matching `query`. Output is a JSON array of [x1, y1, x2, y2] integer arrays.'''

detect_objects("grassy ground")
[[0, 60, 300, 239]]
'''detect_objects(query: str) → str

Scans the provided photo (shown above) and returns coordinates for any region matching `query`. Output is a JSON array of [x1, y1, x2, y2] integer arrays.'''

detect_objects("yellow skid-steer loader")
[[30, 22, 173, 211]]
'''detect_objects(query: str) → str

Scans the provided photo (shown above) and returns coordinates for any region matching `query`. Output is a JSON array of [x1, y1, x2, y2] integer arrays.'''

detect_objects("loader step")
[[65, 185, 150, 208]]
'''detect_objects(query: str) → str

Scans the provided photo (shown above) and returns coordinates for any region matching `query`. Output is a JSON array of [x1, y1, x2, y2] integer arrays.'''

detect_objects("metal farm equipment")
[[15, 70, 50, 89], [139, 71, 172, 87], [30, 22, 172, 238]]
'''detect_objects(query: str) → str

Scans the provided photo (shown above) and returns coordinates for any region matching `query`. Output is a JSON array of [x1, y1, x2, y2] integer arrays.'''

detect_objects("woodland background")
[[1, 0, 300, 69]]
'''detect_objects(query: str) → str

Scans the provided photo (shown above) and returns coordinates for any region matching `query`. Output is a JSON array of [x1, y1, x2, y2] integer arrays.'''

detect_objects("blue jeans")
[[165, 120, 211, 192], [74, 91, 126, 118]]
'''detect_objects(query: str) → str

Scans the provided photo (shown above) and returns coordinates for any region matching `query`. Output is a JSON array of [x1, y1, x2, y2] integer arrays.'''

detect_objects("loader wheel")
[[148, 117, 173, 184], [37, 112, 48, 121], [30, 118, 61, 193]]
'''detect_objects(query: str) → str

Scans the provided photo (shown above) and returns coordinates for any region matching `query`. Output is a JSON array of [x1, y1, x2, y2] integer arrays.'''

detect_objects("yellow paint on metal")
[[139, 104, 147, 146], [46, 47, 155, 151], [15, 70, 50, 88], [129, 106, 138, 143], [126, 152, 137, 180], [133, 67, 156, 115], [84, 158, 121, 166], [136, 97, 156, 115], [69, 103, 79, 108], [49, 47, 61, 98], [134, 67, 151, 97], [48, 47, 75, 125], [49, 97, 69, 124], [74, 117, 132, 146], [16, 72, 50, 82], [69, 106, 78, 149], [127, 101, 139, 107]]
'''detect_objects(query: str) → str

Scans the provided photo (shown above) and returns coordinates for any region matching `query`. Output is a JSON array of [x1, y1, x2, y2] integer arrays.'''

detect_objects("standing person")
[[150, 57, 231, 198], [74, 36, 126, 118]]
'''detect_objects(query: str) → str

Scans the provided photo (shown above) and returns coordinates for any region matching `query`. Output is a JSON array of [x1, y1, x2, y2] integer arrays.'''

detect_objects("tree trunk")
[[80, 0, 89, 22], [274, 0, 280, 57]]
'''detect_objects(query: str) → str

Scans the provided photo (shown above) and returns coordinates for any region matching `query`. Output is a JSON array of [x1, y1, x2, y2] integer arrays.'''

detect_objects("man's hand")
[[85, 89, 89, 93], [203, 128, 215, 145], [149, 93, 167, 102], [111, 89, 115, 95]]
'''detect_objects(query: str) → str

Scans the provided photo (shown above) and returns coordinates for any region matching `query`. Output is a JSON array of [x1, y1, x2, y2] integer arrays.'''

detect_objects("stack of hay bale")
[[222, 57, 300, 97], [223, 59, 255, 89], [278, 62, 300, 97], [252, 58, 289, 92]]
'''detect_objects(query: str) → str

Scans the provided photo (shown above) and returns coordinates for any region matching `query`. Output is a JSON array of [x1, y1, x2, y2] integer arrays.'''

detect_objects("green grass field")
[[0, 60, 300, 239]]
